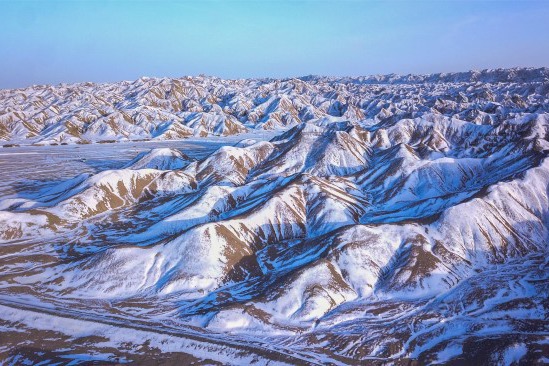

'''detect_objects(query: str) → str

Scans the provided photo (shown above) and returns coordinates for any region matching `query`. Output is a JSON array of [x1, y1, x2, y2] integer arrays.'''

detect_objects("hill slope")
[[0, 68, 548, 364], [0, 67, 547, 145]]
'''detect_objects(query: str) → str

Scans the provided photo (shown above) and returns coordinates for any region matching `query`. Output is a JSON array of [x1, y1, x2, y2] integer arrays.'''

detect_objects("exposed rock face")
[[1, 68, 548, 364]]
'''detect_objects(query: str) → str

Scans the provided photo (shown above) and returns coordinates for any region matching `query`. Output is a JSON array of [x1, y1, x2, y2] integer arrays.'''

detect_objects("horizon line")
[[2, 65, 547, 91]]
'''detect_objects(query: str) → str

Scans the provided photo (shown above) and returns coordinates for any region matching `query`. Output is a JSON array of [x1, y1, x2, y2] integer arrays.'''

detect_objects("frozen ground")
[[0, 132, 298, 365], [0, 132, 275, 197], [0, 68, 548, 364]]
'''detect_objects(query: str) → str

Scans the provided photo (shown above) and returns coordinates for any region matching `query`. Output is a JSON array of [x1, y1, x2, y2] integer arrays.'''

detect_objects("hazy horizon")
[[2, 0, 549, 89], [3, 65, 549, 90]]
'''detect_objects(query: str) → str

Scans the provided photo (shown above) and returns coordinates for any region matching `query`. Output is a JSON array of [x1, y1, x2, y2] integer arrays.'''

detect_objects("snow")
[[0, 305, 292, 365], [1, 67, 548, 363], [125, 147, 193, 170], [501, 343, 528, 366]]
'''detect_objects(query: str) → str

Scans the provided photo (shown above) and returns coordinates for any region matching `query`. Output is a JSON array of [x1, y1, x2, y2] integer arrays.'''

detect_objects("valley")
[[0, 68, 548, 364]]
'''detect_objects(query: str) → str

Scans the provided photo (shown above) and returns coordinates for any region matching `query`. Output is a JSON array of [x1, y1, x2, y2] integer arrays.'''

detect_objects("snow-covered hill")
[[0, 67, 547, 145], [0, 68, 548, 364]]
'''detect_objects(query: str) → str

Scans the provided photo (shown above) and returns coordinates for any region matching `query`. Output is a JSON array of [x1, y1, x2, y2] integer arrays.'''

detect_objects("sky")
[[1, 0, 548, 88]]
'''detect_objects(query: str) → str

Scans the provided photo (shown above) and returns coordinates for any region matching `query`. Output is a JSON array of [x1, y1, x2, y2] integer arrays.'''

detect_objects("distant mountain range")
[[1, 67, 548, 364], [0, 67, 547, 145]]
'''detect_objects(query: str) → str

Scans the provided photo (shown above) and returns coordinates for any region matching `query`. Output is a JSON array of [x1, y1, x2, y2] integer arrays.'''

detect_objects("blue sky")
[[1, 0, 548, 88]]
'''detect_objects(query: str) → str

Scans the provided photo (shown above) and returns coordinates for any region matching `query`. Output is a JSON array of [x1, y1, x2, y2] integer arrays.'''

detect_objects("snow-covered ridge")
[[301, 66, 549, 84], [0, 67, 547, 145], [1, 68, 548, 364]]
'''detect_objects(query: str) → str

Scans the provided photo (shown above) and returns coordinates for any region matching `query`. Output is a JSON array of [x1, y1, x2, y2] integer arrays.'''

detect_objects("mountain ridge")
[[1, 67, 547, 145], [0, 67, 548, 364]]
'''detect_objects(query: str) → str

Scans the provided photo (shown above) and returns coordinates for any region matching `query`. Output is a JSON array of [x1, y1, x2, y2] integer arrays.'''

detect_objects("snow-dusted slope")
[[0, 67, 547, 145], [125, 148, 194, 170], [1, 68, 548, 364]]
